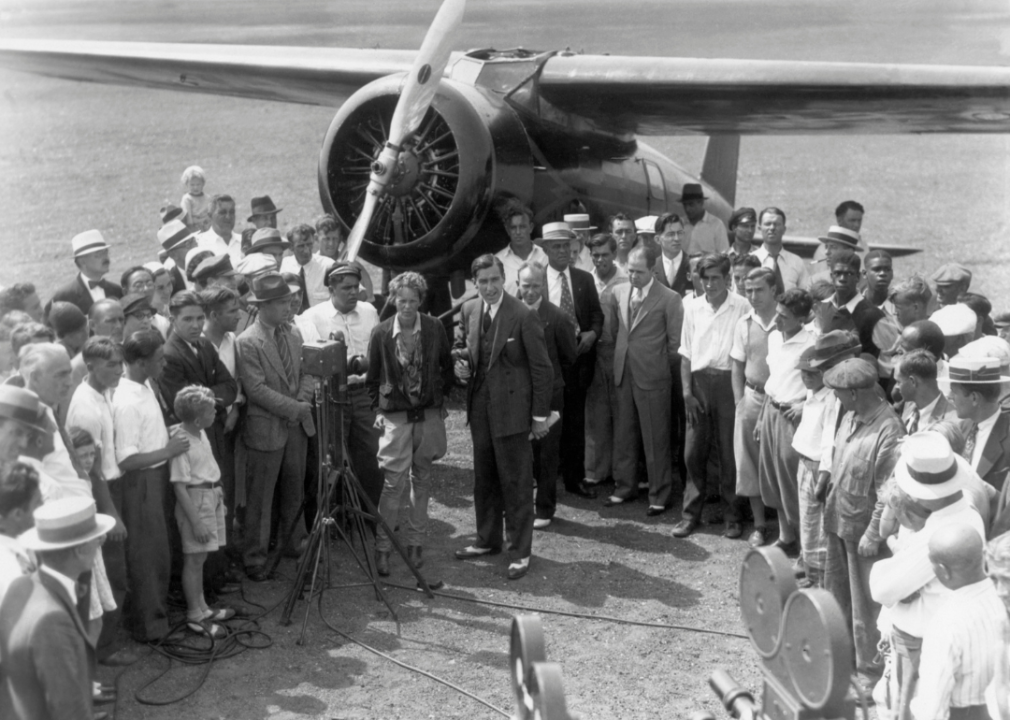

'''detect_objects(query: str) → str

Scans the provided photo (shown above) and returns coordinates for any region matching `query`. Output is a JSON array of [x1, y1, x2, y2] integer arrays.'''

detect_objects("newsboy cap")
[[822, 358, 878, 390], [930, 263, 972, 286]]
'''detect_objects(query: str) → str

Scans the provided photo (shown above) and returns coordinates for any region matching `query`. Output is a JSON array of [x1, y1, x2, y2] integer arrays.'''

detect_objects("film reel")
[[510, 616, 571, 720]]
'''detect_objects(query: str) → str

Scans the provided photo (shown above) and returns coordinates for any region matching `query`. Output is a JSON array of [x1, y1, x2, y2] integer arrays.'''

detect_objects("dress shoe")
[[507, 557, 530, 580], [646, 505, 667, 517], [93, 689, 116, 705], [100, 647, 140, 667], [603, 495, 632, 507], [455, 545, 501, 560], [567, 481, 598, 499], [773, 539, 800, 558], [217, 581, 242, 595], [724, 522, 744, 539], [671, 518, 698, 538], [245, 567, 273, 583], [583, 476, 606, 486], [533, 518, 552, 529], [283, 536, 310, 559], [406, 545, 424, 569], [375, 550, 390, 577], [748, 526, 767, 548]]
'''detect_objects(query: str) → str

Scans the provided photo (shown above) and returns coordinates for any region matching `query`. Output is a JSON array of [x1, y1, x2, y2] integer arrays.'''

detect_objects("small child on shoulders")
[[180, 166, 212, 231], [170, 384, 232, 638]]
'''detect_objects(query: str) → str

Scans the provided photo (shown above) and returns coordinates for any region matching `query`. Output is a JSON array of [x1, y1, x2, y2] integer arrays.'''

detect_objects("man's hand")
[[224, 405, 240, 434], [858, 535, 880, 557], [166, 430, 190, 458], [454, 358, 471, 384], [814, 471, 832, 503], [109, 518, 128, 542], [576, 330, 597, 356], [193, 520, 211, 544], [295, 401, 313, 423], [684, 395, 702, 427], [783, 402, 804, 423], [531, 418, 550, 440]]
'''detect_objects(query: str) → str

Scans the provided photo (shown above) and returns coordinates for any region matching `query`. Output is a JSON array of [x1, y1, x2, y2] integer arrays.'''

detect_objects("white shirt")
[[631, 278, 653, 308], [196, 228, 244, 265], [909, 393, 942, 433], [662, 253, 684, 286], [573, 244, 594, 274], [495, 244, 548, 294], [39, 406, 91, 502], [80, 272, 105, 302], [0, 534, 33, 606], [484, 294, 504, 322], [205, 330, 243, 407], [764, 327, 814, 403], [299, 300, 379, 358], [970, 408, 1001, 471], [280, 253, 334, 308], [911, 578, 1008, 720], [292, 314, 321, 343], [113, 377, 169, 468], [66, 381, 121, 481], [683, 212, 729, 256], [792, 386, 834, 461], [593, 266, 628, 297], [753, 245, 810, 291], [679, 291, 750, 371]]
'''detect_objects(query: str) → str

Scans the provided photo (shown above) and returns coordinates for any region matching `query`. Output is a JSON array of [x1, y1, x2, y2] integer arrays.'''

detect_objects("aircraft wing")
[[2, 40, 1010, 134], [782, 235, 920, 260]]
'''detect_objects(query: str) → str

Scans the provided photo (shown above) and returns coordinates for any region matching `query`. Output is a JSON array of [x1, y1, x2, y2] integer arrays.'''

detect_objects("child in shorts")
[[180, 165, 212, 231], [170, 385, 233, 638]]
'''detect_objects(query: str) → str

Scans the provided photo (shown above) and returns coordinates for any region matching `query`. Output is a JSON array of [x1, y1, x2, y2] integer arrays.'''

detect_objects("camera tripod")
[[279, 373, 436, 644]]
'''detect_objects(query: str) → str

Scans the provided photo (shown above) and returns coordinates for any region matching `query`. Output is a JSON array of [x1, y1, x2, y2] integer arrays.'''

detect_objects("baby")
[[180, 165, 212, 231]]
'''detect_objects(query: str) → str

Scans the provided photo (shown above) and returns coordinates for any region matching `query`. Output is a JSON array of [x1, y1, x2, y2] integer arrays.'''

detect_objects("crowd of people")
[[0, 173, 1008, 720]]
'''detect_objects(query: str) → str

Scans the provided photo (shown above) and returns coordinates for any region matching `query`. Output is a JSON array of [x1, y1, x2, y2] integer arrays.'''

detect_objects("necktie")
[[482, 304, 492, 335], [963, 422, 978, 464], [87, 279, 103, 289], [667, 258, 676, 286], [275, 325, 295, 385], [559, 272, 579, 334], [907, 406, 920, 434], [630, 289, 643, 325], [298, 266, 310, 314], [771, 255, 785, 295]]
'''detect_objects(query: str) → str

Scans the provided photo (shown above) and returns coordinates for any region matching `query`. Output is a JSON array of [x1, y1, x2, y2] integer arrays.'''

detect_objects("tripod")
[[279, 374, 435, 644]]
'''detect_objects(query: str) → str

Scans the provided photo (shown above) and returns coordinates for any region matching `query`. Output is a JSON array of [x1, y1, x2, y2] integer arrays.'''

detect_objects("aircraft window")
[[644, 162, 665, 200]]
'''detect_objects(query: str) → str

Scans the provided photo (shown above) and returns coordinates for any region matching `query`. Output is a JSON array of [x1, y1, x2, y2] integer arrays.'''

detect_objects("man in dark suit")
[[0, 496, 115, 720], [515, 261, 577, 529], [604, 246, 684, 515], [236, 273, 316, 581], [894, 349, 957, 433], [947, 356, 1010, 497], [46, 230, 122, 317], [537, 222, 603, 500], [454, 254, 553, 580]]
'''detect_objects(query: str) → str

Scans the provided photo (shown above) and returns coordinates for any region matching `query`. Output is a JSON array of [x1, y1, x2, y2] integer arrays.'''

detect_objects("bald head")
[[900, 320, 946, 360], [929, 522, 986, 589]]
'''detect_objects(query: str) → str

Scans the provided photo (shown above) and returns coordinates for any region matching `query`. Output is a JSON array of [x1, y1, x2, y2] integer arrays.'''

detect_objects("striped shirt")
[[911, 579, 1009, 720]]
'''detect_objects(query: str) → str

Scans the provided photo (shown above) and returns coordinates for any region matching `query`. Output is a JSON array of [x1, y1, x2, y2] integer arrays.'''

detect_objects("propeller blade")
[[345, 0, 465, 263]]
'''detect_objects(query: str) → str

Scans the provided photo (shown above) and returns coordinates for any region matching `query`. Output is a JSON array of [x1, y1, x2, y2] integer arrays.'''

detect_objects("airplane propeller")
[[344, 0, 465, 263]]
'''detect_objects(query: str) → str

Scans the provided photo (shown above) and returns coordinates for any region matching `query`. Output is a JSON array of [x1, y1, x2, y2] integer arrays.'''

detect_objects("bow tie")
[[87, 279, 103, 289]]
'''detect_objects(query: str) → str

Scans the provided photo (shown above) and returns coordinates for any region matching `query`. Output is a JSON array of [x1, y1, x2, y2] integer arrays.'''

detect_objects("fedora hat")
[[680, 183, 707, 202], [535, 221, 576, 245], [235, 253, 277, 277], [19, 497, 115, 552], [0, 386, 48, 434], [247, 195, 282, 221], [157, 219, 197, 253], [247, 228, 290, 254], [160, 203, 184, 225], [817, 225, 861, 250], [563, 213, 596, 232], [800, 330, 862, 370], [193, 254, 235, 282], [894, 431, 970, 500], [71, 230, 110, 258], [246, 272, 294, 304]]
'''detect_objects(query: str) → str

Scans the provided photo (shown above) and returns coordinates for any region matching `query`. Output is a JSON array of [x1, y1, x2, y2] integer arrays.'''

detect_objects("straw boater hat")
[[246, 272, 294, 304], [563, 213, 596, 232], [535, 222, 577, 245], [941, 355, 1010, 385], [71, 230, 110, 258], [157, 218, 197, 253], [0, 385, 48, 434], [894, 431, 971, 500], [19, 497, 115, 552], [817, 225, 861, 251]]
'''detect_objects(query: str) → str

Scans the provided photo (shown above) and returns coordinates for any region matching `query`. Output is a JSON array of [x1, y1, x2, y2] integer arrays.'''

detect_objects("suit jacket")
[[652, 251, 692, 297], [566, 266, 604, 388], [236, 320, 315, 452], [609, 281, 683, 390], [454, 292, 553, 437], [959, 411, 1010, 495], [0, 571, 94, 720], [900, 393, 956, 432], [168, 264, 188, 295], [46, 274, 122, 317], [534, 299, 577, 410], [366, 312, 454, 413]]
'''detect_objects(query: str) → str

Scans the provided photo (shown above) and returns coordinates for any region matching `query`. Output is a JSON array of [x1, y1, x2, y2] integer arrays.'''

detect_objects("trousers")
[[825, 531, 883, 679], [612, 372, 673, 508], [533, 407, 564, 520], [733, 387, 764, 497], [757, 401, 801, 528], [683, 369, 742, 522], [584, 352, 616, 481]]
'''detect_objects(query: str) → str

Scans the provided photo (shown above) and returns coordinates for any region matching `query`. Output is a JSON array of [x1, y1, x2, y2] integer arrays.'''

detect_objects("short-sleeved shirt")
[[730, 311, 776, 386], [280, 253, 334, 308], [680, 291, 750, 371], [66, 381, 121, 481], [169, 427, 221, 485], [495, 244, 549, 294], [764, 327, 815, 404], [683, 212, 729, 256], [195, 228, 244, 266], [300, 300, 379, 358], [113, 377, 169, 468], [792, 386, 833, 461]]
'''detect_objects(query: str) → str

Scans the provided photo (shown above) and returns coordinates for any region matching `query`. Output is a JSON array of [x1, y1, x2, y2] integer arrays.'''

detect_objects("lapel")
[[488, 295, 517, 369], [256, 322, 289, 383], [930, 394, 951, 425], [672, 252, 690, 294], [467, 301, 481, 368], [978, 412, 1009, 481], [618, 285, 632, 332], [73, 275, 92, 309], [170, 333, 203, 379], [651, 262, 668, 288], [631, 282, 661, 332], [536, 300, 550, 331], [38, 571, 93, 648]]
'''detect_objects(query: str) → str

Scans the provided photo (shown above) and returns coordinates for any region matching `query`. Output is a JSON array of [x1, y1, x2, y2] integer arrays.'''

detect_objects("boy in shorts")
[[171, 385, 233, 638]]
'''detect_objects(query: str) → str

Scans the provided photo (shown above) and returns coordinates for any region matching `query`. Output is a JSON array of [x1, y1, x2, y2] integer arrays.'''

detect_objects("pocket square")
[[506, 338, 515, 343]]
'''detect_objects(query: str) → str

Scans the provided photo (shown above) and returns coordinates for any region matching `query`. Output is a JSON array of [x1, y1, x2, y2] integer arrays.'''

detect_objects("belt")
[[769, 398, 802, 412], [695, 367, 731, 377], [188, 482, 219, 490], [745, 379, 765, 394]]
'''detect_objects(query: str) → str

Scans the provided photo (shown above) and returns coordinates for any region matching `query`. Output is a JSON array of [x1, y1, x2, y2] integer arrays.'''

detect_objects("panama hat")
[[71, 230, 110, 258], [894, 431, 970, 500], [19, 497, 115, 551], [247, 228, 291, 254], [817, 225, 861, 250], [535, 222, 577, 245], [158, 219, 197, 253], [0, 386, 48, 434]]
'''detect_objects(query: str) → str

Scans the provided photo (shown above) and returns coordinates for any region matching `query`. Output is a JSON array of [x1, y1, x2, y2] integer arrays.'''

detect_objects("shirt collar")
[[831, 292, 862, 313], [781, 326, 812, 346], [392, 313, 421, 338], [916, 392, 942, 418], [525, 296, 543, 311], [747, 310, 777, 332], [635, 278, 654, 297], [546, 265, 569, 283], [485, 294, 504, 313]]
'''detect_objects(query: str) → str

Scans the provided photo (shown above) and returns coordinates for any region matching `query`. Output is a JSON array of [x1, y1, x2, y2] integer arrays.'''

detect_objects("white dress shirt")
[[753, 245, 810, 291], [39, 406, 91, 501], [80, 272, 106, 302], [66, 381, 121, 481], [679, 291, 750, 371], [280, 253, 334, 308], [683, 212, 729, 256], [662, 253, 684, 286], [495, 244, 548, 293], [792, 386, 834, 460], [205, 330, 244, 408], [196, 228, 244, 265], [113, 377, 169, 467], [764, 327, 815, 403], [299, 299, 379, 357]]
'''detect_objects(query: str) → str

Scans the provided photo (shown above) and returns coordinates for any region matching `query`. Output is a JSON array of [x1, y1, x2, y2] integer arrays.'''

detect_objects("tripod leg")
[[297, 517, 330, 645], [329, 517, 400, 624]]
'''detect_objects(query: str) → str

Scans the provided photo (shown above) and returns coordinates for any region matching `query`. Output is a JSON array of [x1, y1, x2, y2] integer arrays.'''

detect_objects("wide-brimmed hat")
[[193, 254, 236, 282], [71, 230, 110, 258], [234, 253, 277, 277], [247, 228, 290, 254], [941, 355, 1010, 384], [247, 195, 282, 221], [798, 330, 862, 370], [160, 204, 184, 225], [680, 183, 707, 202], [0, 386, 48, 434], [246, 272, 294, 304], [563, 213, 596, 232], [817, 225, 861, 250], [894, 431, 970, 500], [19, 497, 116, 551], [157, 219, 198, 253], [535, 222, 577, 245]]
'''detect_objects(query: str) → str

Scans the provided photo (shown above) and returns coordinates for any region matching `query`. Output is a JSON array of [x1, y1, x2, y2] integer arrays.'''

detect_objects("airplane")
[[3, 0, 1009, 306]]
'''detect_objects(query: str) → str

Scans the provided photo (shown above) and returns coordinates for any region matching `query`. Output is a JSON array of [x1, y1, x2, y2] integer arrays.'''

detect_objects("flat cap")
[[822, 358, 878, 390], [930, 303, 977, 337], [193, 254, 235, 282], [326, 261, 362, 284], [930, 263, 972, 285], [728, 207, 757, 228], [120, 293, 153, 317]]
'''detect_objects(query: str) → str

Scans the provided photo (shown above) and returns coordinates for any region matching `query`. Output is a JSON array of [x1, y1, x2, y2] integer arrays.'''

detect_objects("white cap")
[[635, 216, 658, 234], [930, 303, 977, 337]]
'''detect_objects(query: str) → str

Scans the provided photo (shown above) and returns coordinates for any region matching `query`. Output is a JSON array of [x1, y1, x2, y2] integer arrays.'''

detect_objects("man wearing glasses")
[[495, 202, 548, 294], [820, 249, 896, 358]]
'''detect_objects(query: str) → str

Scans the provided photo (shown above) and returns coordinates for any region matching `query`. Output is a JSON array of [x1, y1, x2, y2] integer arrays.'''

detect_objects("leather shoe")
[[671, 518, 698, 538], [583, 476, 607, 486], [406, 546, 424, 569], [567, 481, 598, 499], [533, 518, 552, 529], [455, 545, 501, 560], [603, 495, 632, 507], [507, 557, 530, 580], [100, 647, 140, 667], [375, 551, 390, 577], [646, 505, 667, 517], [245, 567, 273, 583], [748, 526, 767, 548], [724, 522, 744, 539]]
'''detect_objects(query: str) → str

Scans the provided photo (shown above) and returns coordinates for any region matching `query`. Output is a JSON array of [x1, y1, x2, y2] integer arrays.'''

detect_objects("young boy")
[[69, 428, 98, 480], [170, 385, 232, 638], [180, 166, 211, 231]]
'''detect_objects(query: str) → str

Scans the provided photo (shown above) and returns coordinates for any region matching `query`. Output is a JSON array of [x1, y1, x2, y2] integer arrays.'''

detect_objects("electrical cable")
[[381, 581, 750, 639], [850, 676, 871, 720]]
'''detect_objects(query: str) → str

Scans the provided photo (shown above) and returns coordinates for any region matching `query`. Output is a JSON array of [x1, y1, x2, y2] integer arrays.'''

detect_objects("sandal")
[[204, 607, 236, 621], [186, 618, 227, 640]]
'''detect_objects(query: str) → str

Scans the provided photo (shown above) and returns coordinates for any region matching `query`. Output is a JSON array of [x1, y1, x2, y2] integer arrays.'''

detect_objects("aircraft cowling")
[[318, 75, 534, 275]]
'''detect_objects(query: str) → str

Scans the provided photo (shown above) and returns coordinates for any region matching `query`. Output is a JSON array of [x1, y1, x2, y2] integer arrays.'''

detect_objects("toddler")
[[181, 166, 212, 231]]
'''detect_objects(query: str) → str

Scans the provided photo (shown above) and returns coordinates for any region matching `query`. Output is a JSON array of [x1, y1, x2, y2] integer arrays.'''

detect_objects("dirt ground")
[[96, 396, 765, 720]]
